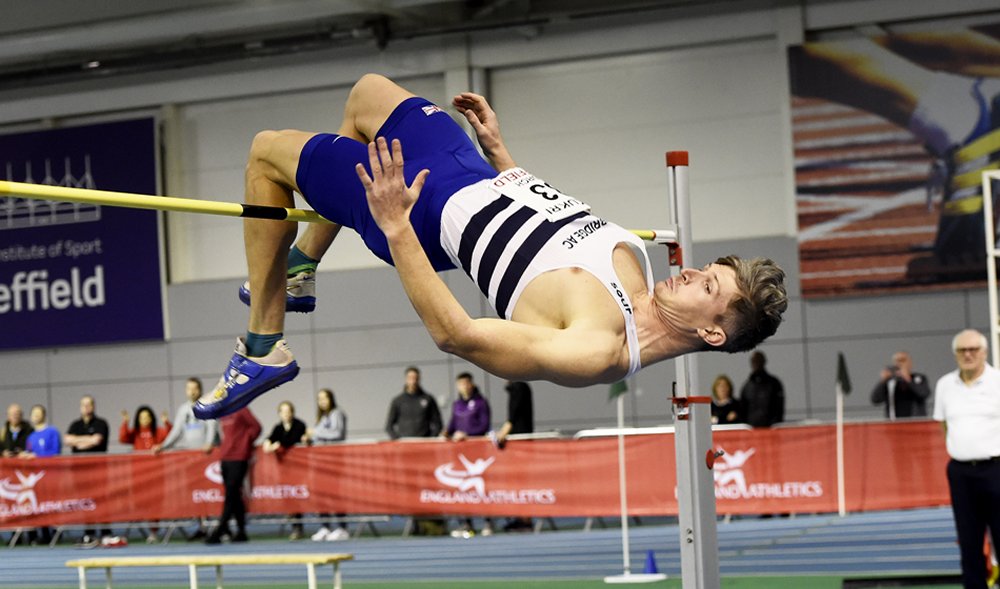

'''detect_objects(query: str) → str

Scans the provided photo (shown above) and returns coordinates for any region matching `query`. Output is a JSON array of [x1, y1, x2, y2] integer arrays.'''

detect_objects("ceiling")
[[0, 0, 782, 88]]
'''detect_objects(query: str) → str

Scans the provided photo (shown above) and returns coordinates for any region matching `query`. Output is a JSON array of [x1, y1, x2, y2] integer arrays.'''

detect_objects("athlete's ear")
[[699, 325, 727, 348]]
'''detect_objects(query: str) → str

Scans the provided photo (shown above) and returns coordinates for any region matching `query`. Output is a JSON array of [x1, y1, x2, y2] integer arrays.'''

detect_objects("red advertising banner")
[[0, 422, 951, 528]]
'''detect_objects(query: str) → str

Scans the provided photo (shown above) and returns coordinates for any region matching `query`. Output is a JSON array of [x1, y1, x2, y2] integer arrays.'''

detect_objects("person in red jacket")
[[119, 405, 171, 451], [207, 407, 261, 544]]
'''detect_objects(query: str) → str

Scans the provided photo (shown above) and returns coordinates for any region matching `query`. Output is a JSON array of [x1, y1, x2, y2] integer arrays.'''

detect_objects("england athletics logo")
[[0, 470, 45, 511], [713, 446, 823, 500], [434, 455, 494, 495], [192, 461, 310, 504], [420, 454, 556, 506], [0, 470, 96, 518]]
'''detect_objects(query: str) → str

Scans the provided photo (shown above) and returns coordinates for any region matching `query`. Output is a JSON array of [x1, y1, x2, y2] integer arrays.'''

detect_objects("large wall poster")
[[0, 118, 165, 349], [789, 22, 1000, 298]]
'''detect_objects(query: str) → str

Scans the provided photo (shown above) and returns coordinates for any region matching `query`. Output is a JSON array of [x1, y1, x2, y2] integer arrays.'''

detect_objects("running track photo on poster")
[[788, 21, 1000, 298]]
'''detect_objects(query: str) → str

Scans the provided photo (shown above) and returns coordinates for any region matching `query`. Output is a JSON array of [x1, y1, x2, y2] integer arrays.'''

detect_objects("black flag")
[[836, 352, 852, 395]]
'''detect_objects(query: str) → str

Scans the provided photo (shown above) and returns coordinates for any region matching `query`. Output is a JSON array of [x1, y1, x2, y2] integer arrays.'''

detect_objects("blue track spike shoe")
[[907, 79, 1000, 283], [239, 271, 317, 313], [194, 338, 299, 420]]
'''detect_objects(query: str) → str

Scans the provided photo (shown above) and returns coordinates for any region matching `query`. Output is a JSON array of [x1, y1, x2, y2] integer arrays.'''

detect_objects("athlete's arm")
[[357, 138, 619, 387], [452, 92, 516, 171]]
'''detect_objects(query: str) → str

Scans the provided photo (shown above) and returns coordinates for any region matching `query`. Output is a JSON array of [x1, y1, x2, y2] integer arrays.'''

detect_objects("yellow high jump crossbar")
[[0, 180, 677, 244]]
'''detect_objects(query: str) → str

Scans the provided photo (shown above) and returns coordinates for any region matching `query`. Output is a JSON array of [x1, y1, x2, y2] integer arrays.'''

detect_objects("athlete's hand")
[[356, 137, 429, 238], [452, 92, 514, 171]]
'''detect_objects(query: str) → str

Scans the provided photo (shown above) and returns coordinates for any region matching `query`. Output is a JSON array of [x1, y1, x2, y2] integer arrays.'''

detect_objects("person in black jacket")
[[496, 381, 535, 532], [870, 351, 931, 420], [263, 401, 307, 452], [740, 351, 784, 427], [496, 381, 533, 445], [262, 400, 307, 540], [1, 403, 33, 457], [385, 366, 442, 439]]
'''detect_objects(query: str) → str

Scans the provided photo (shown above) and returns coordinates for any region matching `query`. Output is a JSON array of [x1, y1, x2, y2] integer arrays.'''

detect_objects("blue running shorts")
[[294, 97, 497, 271]]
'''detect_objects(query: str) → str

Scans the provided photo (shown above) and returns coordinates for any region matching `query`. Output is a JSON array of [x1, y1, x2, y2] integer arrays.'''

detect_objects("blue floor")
[[3, 507, 960, 587]]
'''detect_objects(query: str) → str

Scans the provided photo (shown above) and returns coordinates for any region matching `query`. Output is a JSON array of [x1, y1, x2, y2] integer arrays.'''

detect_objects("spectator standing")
[[740, 351, 785, 427], [306, 389, 350, 542], [154, 378, 219, 455], [207, 407, 261, 545], [1, 403, 32, 457], [21, 404, 58, 546], [263, 401, 307, 540], [871, 351, 932, 420], [119, 405, 172, 451], [444, 373, 492, 538], [118, 404, 172, 542], [444, 373, 491, 442], [308, 388, 347, 445], [495, 381, 534, 533], [65, 395, 110, 453], [711, 375, 743, 425], [385, 366, 442, 439], [262, 401, 307, 453], [386, 367, 444, 536], [24, 405, 60, 458], [933, 329, 1000, 589], [63, 395, 111, 546], [495, 381, 533, 446], [153, 378, 218, 542]]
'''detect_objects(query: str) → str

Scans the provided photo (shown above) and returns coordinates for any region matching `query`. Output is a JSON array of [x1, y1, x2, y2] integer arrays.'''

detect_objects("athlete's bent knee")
[[346, 74, 395, 112]]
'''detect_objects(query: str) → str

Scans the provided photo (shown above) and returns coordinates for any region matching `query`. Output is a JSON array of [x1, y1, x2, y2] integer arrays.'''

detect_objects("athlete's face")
[[654, 263, 738, 348]]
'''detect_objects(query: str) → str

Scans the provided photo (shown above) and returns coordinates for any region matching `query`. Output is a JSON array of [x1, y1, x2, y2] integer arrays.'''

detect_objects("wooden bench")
[[66, 553, 353, 589]]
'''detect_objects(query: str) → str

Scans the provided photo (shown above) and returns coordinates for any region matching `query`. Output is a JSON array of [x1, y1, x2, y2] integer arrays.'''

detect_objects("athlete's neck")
[[631, 291, 703, 365]]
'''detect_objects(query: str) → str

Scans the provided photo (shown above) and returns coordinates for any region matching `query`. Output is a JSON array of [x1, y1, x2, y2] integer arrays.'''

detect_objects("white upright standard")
[[983, 170, 1000, 368], [667, 152, 722, 589]]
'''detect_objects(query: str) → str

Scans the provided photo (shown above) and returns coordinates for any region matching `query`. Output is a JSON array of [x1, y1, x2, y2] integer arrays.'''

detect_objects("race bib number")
[[489, 168, 591, 222]]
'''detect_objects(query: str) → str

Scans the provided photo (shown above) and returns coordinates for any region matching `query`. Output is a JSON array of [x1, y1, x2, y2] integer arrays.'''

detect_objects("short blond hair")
[[713, 256, 788, 353]]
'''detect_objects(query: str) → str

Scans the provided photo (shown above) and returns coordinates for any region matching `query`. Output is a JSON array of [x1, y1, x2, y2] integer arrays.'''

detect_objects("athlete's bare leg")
[[243, 129, 318, 336]]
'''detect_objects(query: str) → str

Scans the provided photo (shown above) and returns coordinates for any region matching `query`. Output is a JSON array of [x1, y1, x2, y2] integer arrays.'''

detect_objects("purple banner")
[[0, 118, 164, 349]]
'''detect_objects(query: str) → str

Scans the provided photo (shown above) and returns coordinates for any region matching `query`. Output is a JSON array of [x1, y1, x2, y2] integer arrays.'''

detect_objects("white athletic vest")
[[440, 168, 655, 378]]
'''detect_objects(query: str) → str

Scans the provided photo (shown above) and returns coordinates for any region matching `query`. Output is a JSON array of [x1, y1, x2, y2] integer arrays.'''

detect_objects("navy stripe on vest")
[[476, 206, 536, 297], [457, 195, 513, 275], [494, 211, 589, 318]]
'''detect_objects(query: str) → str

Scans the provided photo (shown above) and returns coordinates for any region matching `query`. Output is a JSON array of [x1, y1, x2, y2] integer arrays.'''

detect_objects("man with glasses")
[[933, 329, 1000, 589]]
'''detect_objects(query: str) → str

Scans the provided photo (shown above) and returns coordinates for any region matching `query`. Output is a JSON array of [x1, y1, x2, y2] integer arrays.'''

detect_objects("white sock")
[[908, 73, 990, 156]]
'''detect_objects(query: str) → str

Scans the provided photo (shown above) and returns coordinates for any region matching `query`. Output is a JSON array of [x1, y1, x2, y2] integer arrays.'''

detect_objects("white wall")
[[489, 41, 788, 245]]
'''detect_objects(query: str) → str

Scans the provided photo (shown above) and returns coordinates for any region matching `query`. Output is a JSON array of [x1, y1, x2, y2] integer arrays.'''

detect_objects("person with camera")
[[871, 351, 931, 420]]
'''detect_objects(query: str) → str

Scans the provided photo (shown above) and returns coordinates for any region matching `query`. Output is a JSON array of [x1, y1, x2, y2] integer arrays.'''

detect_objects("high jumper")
[[194, 73, 788, 419]]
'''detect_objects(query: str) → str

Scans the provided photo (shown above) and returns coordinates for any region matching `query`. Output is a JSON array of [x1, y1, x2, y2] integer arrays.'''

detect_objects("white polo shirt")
[[933, 363, 1000, 461]]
